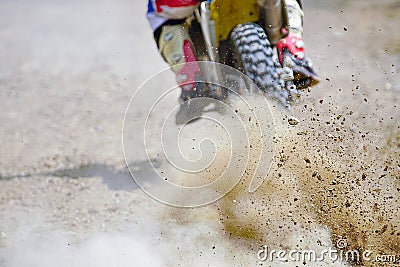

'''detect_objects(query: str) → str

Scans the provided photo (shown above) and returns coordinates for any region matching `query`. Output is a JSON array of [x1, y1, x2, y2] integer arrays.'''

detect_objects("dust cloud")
[[1, 0, 399, 266]]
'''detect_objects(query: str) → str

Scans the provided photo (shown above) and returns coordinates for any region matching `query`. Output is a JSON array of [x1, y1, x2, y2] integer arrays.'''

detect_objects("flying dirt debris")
[[0, 0, 399, 266]]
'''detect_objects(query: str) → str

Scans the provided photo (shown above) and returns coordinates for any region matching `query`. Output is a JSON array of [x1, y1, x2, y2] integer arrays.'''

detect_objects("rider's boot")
[[158, 22, 206, 124], [276, 0, 320, 89], [158, 22, 205, 102]]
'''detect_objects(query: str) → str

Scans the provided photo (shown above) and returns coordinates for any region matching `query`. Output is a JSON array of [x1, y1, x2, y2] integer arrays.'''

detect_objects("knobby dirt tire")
[[230, 23, 289, 104]]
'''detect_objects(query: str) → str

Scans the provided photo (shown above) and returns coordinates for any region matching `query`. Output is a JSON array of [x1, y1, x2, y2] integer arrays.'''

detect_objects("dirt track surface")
[[0, 0, 399, 266]]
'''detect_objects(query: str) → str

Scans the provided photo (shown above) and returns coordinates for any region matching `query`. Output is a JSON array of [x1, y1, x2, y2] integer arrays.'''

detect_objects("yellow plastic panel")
[[210, 0, 259, 45]]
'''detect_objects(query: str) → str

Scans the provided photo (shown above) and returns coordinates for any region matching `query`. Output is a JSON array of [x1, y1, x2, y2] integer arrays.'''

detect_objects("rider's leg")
[[286, 0, 304, 39], [276, 0, 320, 88], [154, 21, 203, 101]]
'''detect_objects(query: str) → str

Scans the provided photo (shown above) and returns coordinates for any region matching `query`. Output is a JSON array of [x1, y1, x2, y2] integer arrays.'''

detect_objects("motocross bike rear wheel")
[[229, 22, 294, 105]]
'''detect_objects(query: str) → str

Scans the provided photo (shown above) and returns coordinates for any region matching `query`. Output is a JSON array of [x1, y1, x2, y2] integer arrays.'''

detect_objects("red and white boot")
[[158, 23, 205, 102], [158, 23, 208, 124], [276, 33, 320, 89], [276, 0, 320, 89]]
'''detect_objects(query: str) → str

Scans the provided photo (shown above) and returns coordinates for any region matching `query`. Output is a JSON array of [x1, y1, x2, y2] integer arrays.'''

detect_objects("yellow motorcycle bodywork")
[[210, 0, 259, 45]]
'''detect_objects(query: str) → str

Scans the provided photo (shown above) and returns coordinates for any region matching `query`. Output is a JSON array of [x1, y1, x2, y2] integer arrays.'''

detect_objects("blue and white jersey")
[[147, 0, 201, 30]]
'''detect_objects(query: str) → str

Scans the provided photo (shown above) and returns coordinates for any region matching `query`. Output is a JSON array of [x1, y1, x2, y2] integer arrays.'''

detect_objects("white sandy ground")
[[0, 0, 399, 266]]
